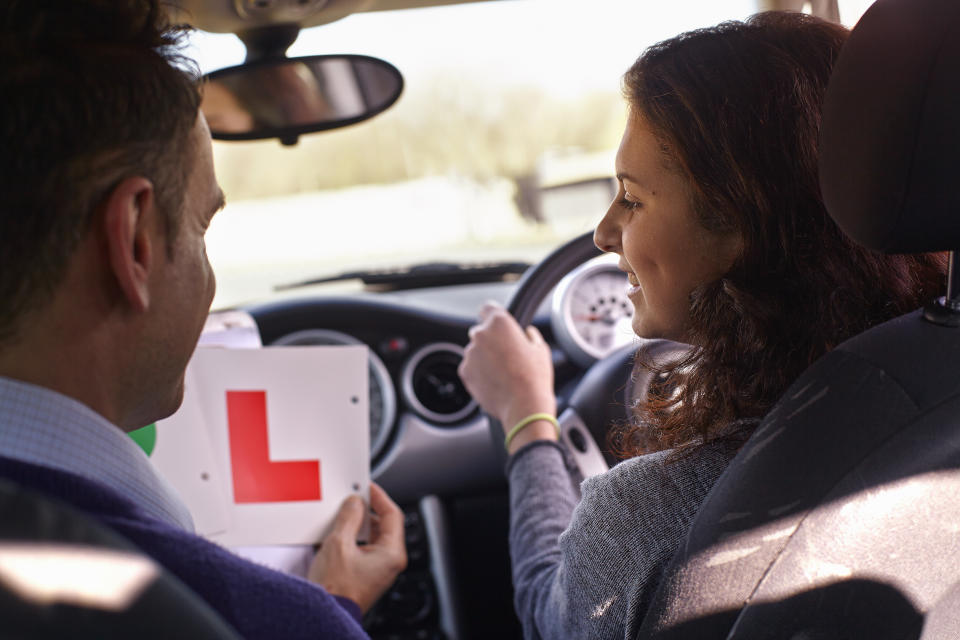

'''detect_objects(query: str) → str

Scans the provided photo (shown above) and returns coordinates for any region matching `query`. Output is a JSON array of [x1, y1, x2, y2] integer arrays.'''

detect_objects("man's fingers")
[[368, 483, 404, 540], [368, 483, 407, 572], [328, 494, 365, 541]]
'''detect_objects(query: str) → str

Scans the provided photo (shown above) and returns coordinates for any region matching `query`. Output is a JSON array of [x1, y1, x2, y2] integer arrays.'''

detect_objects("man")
[[0, 1, 406, 637]]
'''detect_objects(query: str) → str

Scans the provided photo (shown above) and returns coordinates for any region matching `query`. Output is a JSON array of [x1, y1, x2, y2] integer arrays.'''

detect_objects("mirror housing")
[[202, 54, 403, 145]]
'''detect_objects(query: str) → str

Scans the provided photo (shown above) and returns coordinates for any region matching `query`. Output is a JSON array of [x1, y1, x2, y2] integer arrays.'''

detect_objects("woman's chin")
[[631, 316, 687, 343], [631, 316, 656, 340]]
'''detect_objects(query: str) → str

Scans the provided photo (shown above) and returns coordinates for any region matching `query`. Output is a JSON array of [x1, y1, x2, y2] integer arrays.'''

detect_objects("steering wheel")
[[485, 231, 663, 476]]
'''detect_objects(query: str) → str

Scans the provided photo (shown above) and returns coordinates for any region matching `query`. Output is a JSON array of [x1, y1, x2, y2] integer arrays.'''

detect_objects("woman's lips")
[[619, 262, 642, 297], [626, 272, 642, 297]]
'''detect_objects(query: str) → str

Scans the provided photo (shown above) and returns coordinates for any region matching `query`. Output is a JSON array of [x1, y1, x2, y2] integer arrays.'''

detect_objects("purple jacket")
[[0, 455, 367, 640]]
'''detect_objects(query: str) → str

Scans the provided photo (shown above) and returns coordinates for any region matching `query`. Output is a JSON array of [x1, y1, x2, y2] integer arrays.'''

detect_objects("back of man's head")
[[0, 0, 201, 344]]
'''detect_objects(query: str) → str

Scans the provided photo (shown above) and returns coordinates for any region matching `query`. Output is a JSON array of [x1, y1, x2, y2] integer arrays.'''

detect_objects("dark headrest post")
[[922, 251, 960, 327]]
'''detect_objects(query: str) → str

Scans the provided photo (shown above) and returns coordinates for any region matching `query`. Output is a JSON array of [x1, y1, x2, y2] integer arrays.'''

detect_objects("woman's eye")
[[618, 198, 642, 211]]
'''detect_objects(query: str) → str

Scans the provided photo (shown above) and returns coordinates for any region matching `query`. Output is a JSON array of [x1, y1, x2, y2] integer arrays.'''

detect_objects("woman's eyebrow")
[[617, 172, 652, 194]]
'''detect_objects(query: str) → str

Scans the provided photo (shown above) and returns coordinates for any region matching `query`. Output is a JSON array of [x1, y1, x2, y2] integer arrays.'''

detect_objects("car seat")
[[636, 0, 960, 637], [0, 479, 240, 639]]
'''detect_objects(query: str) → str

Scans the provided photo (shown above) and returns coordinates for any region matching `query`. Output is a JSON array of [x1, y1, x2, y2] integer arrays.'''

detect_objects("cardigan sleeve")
[[507, 440, 734, 640]]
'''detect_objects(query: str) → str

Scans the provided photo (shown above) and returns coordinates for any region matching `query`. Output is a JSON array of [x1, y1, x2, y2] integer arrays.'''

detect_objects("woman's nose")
[[594, 204, 621, 254]]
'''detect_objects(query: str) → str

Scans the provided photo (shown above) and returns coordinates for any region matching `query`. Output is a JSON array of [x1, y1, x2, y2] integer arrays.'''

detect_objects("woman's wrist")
[[501, 397, 556, 430], [496, 396, 558, 455], [506, 419, 558, 455]]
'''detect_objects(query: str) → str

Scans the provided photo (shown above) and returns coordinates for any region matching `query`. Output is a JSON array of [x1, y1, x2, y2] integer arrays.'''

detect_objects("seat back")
[[640, 312, 960, 638], [639, 0, 960, 637], [0, 479, 240, 640]]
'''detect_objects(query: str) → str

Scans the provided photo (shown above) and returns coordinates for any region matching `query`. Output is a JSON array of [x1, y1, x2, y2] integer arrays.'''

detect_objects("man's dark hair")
[[0, 0, 201, 343]]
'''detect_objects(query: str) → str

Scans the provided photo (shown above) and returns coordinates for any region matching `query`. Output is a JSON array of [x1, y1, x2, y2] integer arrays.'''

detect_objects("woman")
[[458, 11, 946, 640]]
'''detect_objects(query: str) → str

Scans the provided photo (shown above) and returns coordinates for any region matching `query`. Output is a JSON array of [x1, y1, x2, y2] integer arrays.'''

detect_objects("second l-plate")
[[271, 327, 397, 461], [551, 254, 636, 368]]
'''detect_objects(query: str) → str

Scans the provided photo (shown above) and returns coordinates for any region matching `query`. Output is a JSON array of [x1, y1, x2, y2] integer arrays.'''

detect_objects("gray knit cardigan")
[[506, 440, 737, 639]]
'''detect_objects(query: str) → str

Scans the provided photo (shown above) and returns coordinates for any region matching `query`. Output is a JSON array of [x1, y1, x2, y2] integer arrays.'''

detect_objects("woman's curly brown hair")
[[611, 12, 948, 457]]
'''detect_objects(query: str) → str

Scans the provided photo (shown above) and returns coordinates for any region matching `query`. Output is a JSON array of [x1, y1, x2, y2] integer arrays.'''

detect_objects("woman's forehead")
[[616, 115, 682, 194]]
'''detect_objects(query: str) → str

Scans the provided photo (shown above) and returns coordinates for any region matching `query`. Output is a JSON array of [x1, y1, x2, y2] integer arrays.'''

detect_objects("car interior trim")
[[418, 495, 464, 640], [557, 407, 609, 480], [372, 413, 502, 505]]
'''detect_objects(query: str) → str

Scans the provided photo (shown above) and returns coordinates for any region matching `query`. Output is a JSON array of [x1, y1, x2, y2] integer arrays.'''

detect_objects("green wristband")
[[504, 412, 560, 452]]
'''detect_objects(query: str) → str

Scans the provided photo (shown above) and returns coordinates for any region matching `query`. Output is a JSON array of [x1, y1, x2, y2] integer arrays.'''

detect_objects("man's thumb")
[[330, 494, 365, 538]]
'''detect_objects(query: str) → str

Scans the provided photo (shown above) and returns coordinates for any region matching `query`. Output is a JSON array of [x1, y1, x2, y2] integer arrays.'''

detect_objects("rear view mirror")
[[202, 54, 403, 145]]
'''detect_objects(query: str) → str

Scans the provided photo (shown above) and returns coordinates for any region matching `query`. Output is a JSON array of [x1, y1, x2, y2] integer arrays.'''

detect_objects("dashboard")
[[235, 256, 632, 639], [241, 255, 632, 503]]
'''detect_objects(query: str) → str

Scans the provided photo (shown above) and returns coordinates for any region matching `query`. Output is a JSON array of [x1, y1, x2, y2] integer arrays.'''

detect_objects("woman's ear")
[[101, 176, 157, 313]]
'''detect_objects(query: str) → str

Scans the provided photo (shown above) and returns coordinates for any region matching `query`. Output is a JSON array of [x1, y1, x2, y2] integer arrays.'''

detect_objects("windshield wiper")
[[274, 261, 531, 292]]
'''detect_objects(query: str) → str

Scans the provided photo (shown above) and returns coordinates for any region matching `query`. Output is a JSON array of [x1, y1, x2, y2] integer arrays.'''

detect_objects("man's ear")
[[102, 176, 158, 313]]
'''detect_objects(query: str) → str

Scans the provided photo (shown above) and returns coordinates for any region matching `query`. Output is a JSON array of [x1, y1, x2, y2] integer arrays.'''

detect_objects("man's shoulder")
[[0, 456, 252, 590], [0, 455, 366, 638], [0, 455, 141, 519]]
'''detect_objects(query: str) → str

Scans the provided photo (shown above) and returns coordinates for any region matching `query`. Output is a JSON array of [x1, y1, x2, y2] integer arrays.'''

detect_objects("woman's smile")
[[623, 267, 643, 297]]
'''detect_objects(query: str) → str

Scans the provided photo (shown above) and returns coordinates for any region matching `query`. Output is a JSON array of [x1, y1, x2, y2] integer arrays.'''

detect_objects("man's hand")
[[308, 482, 407, 613]]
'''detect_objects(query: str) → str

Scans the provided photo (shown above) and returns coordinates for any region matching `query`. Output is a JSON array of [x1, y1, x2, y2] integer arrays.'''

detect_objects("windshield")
[[189, 0, 873, 310]]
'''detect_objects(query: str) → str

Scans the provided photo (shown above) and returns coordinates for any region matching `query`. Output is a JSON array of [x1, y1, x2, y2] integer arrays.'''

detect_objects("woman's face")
[[594, 114, 741, 342]]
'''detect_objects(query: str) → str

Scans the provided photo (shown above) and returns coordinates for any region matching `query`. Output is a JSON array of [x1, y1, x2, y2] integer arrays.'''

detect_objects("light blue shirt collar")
[[0, 376, 195, 531]]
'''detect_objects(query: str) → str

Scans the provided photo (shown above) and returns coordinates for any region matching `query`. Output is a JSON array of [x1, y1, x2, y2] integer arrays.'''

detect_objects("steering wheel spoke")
[[557, 407, 609, 479]]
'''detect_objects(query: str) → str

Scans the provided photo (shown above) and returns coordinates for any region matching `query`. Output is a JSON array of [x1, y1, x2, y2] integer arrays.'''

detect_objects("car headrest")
[[819, 0, 960, 253]]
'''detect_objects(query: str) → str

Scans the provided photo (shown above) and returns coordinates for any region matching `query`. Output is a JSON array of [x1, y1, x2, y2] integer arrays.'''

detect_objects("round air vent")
[[402, 343, 476, 424]]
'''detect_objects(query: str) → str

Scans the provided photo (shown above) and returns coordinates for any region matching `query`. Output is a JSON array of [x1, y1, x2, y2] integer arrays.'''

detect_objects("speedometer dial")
[[271, 329, 396, 460], [551, 256, 636, 367]]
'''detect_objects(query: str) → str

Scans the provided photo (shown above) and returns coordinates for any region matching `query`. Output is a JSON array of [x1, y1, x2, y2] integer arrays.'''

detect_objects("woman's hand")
[[308, 482, 407, 614], [458, 302, 558, 452]]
